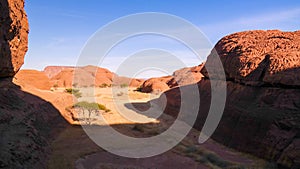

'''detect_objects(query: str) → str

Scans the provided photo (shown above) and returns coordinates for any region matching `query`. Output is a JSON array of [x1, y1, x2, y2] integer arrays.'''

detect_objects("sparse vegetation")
[[65, 88, 82, 98], [53, 84, 58, 90], [199, 153, 231, 168], [176, 144, 233, 168], [99, 83, 111, 88], [69, 101, 110, 125], [120, 83, 128, 88], [134, 86, 143, 92]]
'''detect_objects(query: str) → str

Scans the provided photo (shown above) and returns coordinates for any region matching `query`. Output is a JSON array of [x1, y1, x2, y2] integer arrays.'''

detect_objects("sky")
[[23, 0, 300, 78]]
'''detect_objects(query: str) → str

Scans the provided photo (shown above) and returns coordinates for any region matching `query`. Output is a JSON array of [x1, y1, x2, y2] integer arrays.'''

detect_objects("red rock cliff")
[[0, 0, 29, 77]]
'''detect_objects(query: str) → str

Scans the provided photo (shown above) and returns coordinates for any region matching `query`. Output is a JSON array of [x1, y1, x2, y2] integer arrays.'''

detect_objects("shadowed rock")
[[0, 0, 29, 77], [159, 30, 300, 168]]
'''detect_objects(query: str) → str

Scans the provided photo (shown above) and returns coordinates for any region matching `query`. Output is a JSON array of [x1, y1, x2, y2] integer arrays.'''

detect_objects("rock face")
[[139, 76, 173, 93], [0, 0, 29, 77], [158, 30, 300, 168], [201, 30, 300, 87], [170, 63, 204, 87], [139, 64, 204, 93], [0, 1, 68, 168]]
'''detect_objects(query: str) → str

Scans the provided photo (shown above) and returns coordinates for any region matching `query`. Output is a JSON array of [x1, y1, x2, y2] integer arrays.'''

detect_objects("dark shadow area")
[[124, 102, 152, 112], [0, 78, 69, 168], [149, 64, 300, 169], [0, 0, 15, 77], [51, 123, 271, 169]]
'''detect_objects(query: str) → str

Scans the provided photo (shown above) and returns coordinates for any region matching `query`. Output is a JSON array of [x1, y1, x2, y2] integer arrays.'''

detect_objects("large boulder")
[[139, 64, 204, 93], [158, 30, 300, 168], [201, 30, 300, 87], [139, 76, 173, 93], [170, 63, 204, 87], [0, 0, 29, 77]]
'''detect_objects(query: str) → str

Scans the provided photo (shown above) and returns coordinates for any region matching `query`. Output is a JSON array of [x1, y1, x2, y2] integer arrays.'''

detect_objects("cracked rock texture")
[[0, 0, 29, 77], [202, 30, 300, 87]]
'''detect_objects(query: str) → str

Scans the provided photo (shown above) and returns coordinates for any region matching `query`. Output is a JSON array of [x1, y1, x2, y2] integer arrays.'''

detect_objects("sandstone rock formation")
[[139, 76, 173, 93], [43, 66, 74, 78], [0, 0, 29, 77], [139, 64, 204, 93], [201, 30, 300, 87], [14, 69, 53, 90], [0, 1, 68, 168], [170, 63, 204, 87], [129, 78, 144, 88], [158, 30, 300, 168], [49, 65, 144, 88]]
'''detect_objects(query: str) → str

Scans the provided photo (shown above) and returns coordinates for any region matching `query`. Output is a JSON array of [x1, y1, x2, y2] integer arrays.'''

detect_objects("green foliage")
[[120, 83, 128, 88], [65, 88, 82, 98], [72, 101, 110, 112], [99, 83, 110, 88], [201, 153, 231, 168], [184, 145, 198, 154]]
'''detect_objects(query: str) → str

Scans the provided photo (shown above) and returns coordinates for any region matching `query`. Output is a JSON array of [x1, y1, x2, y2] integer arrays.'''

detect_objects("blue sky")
[[23, 0, 300, 77]]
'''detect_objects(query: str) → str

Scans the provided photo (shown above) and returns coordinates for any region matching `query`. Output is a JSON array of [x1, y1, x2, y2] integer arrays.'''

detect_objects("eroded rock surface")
[[201, 30, 300, 87], [139, 64, 204, 93], [0, 0, 29, 77], [159, 30, 300, 168]]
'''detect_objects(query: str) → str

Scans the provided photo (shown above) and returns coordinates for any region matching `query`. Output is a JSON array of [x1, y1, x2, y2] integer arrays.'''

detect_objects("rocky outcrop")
[[170, 63, 204, 87], [14, 70, 53, 90], [139, 76, 173, 93], [158, 30, 300, 168], [49, 65, 144, 88], [43, 66, 74, 78], [49, 65, 114, 88], [0, 1, 68, 168], [139, 64, 204, 93], [201, 30, 300, 87], [0, 0, 29, 77]]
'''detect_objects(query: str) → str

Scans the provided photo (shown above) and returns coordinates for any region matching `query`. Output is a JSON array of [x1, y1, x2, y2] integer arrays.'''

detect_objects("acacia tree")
[[71, 101, 110, 125]]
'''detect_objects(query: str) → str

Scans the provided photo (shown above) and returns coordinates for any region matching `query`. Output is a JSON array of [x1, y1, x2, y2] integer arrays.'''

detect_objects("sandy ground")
[[20, 86, 268, 168], [67, 87, 267, 169], [76, 87, 161, 125]]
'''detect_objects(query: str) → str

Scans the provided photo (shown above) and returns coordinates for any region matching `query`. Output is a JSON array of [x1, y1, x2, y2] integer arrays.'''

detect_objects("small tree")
[[71, 101, 110, 125], [120, 83, 128, 88], [99, 83, 108, 88], [53, 84, 58, 90], [65, 88, 82, 98]]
